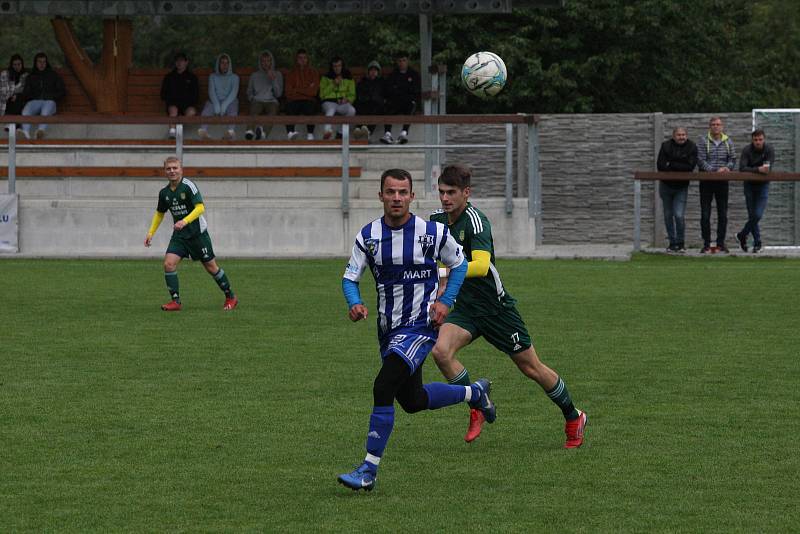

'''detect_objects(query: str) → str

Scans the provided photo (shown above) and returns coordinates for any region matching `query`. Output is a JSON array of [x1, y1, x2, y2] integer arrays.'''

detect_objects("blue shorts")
[[379, 332, 435, 374]]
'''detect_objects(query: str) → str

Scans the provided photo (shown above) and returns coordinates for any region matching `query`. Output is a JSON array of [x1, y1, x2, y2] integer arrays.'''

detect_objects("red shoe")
[[161, 300, 182, 311], [223, 296, 238, 310], [464, 408, 486, 443], [564, 410, 587, 449]]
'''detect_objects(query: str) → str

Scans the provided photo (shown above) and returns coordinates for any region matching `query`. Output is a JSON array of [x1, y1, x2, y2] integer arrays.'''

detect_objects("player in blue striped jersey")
[[337, 168, 496, 492]]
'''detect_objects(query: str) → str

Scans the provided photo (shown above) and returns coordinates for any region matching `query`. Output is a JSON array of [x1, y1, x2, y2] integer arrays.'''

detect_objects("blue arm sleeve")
[[342, 278, 363, 309], [438, 260, 466, 307]]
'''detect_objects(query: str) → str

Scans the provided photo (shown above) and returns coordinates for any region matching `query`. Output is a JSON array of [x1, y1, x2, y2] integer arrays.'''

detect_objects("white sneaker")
[[398, 130, 408, 144], [287, 131, 299, 141], [245, 129, 255, 140], [380, 131, 394, 144], [198, 128, 209, 139], [168, 127, 177, 139], [223, 129, 235, 140], [306, 133, 315, 141]]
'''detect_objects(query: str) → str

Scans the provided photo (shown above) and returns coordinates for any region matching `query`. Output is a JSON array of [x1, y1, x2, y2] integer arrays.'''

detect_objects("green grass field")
[[1, 255, 798, 532]]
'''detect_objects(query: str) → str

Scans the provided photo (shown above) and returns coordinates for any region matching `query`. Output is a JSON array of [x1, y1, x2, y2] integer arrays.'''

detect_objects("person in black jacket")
[[380, 52, 420, 145], [160, 52, 199, 139], [735, 129, 774, 253], [354, 60, 385, 141], [20, 52, 65, 140], [656, 127, 697, 252]]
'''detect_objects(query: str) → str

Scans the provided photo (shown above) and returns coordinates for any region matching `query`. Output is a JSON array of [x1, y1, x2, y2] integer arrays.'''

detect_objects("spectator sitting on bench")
[[284, 49, 320, 141], [354, 60, 385, 141], [199, 53, 239, 140], [245, 50, 283, 141], [319, 56, 356, 140], [20, 52, 64, 140], [381, 51, 420, 145], [160, 52, 199, 139], [1, 53, 28, 132]]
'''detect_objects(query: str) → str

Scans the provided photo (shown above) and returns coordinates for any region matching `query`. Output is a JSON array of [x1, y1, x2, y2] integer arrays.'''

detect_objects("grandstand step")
[[0, 166, 361, 178]]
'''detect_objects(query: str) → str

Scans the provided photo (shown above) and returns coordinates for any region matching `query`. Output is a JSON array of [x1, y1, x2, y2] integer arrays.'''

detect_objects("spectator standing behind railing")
[[20, 52, 64, 140], [354, 60, 385, 142], [284, 49, 320, 141], [160, 52, 199, 139], [245, 50, 283, 141], [696, 116, 736, 254], [381, 51, 420, 145], [1, 54, 28, 131], [735, 129, 774, 254], [319, 56, 356, 140], [198, 53, 239, 140], [656, 127, 697, 253]]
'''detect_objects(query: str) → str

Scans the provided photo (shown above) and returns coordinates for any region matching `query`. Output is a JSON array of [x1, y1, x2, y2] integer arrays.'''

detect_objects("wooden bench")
[[0, 166, 362, 178], [58, 66, 397, 114]]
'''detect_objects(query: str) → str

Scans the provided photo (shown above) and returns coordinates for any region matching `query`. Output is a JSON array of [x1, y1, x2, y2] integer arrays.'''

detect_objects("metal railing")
[[3, 113, 541, 243], [632, 170, 800, 250]]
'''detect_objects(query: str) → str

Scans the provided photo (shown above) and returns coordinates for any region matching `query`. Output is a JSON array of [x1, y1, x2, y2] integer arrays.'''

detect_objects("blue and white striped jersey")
[[344, 214, 464, 338]]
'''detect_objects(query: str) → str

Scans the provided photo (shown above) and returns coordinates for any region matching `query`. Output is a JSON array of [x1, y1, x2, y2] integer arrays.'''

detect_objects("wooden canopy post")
[[51, 17, 133, 113]]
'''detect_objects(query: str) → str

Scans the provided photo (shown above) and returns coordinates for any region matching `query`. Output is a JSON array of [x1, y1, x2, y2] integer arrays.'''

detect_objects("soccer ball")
[[461, 51, 507, 97]]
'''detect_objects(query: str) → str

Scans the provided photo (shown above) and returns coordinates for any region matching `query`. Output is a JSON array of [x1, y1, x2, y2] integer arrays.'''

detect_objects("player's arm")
[[343, 235, 369, 321], [144, 210, 165, 247], [175, 202, 204, 230]]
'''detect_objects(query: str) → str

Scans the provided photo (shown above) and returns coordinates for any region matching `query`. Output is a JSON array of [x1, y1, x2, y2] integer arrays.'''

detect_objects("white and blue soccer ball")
[[461, 51, 507, 97]]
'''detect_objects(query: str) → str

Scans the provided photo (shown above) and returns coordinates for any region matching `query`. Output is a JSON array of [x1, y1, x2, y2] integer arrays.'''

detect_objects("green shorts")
[[167, 231, 215, 262], [446, 304, 533, 355]]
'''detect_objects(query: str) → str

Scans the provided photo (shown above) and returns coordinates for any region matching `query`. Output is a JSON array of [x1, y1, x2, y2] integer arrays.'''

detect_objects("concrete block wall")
[[446, 113, 799, 246]]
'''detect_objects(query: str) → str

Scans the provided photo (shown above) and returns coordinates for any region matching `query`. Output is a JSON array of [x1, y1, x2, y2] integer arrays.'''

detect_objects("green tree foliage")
[[1, 1, 798, 112]]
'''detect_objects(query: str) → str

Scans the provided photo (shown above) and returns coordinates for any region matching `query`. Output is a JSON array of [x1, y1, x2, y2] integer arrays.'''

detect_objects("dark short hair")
[[752, 128, 766, 138], [296, 48, 308, 55], [381, 168, 413, 192], [395, 51, 409, 59], [174, 52, 188, 61], [438, 164, 472, 190]]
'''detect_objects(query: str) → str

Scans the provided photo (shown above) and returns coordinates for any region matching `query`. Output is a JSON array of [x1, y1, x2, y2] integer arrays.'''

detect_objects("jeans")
[[200, 99, 238, 132], [659, 182, 688, 246], [321, 101, 356, 134], [740, 181, 769, 246], [699, 181, 729, 247], [21, 99, 57, 134]]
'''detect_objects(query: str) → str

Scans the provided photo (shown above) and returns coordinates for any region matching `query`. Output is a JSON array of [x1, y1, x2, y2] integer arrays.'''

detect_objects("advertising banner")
[[0, 194, 19, 253]]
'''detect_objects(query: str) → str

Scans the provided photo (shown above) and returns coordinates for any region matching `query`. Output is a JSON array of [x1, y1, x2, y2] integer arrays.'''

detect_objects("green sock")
[[448, 367, 472, 386], [546, 376, 579, 421], [212, 268, 233, 298], [165, 271, 180, 302]]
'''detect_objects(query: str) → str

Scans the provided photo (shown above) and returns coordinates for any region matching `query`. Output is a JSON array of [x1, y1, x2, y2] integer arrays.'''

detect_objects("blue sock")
[[365, 405, 394, 471], [423, 382, 468, 410]]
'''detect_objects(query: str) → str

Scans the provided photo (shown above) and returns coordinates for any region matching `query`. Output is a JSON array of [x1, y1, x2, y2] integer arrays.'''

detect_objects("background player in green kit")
[[430, 164, 587, 447], [144, 156, 238, 311]]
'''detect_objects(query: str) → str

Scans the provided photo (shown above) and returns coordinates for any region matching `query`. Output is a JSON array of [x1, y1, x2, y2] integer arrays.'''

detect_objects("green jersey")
[[156, 177, 207, 239], [431, 203, 514, 317]]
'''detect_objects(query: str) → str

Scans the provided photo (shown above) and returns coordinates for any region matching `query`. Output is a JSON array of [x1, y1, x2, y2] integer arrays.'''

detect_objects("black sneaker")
[[255, 126, 264, 140], [700, 246, 711, 254], [735, 232, 748, 252], [244, 129, 255, 140], [677, 243, 686, 253], [752, 244, 762, 253], [717, 244, 730, 254]]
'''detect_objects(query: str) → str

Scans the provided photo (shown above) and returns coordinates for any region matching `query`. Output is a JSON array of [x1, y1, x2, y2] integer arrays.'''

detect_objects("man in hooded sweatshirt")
[[245, 50, 283, 141], [199, 53, 239, 140], [20, 52, 65, 140], [284, 49, 320, 141]]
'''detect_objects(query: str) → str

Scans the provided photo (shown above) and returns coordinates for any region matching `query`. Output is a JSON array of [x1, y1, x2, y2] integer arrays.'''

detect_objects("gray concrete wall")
[[446, 113, 799, 247]]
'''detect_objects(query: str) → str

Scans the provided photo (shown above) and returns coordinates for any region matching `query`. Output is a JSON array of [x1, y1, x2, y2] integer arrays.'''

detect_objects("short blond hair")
[[163, 155, 182, 167]]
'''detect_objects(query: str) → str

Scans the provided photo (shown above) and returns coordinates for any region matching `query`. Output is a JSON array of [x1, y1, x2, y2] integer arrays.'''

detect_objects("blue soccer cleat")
[[337, 463, 377, 491], [472, 378, 496, 424]]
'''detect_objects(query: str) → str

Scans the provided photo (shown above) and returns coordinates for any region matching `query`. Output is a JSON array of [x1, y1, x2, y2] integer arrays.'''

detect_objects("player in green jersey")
[[430, 164, 587, 447], [144, 156, 238, 311]]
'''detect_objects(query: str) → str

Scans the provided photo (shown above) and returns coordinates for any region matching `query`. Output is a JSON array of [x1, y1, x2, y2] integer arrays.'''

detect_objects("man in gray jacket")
[[245, 50, 283, 140]]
